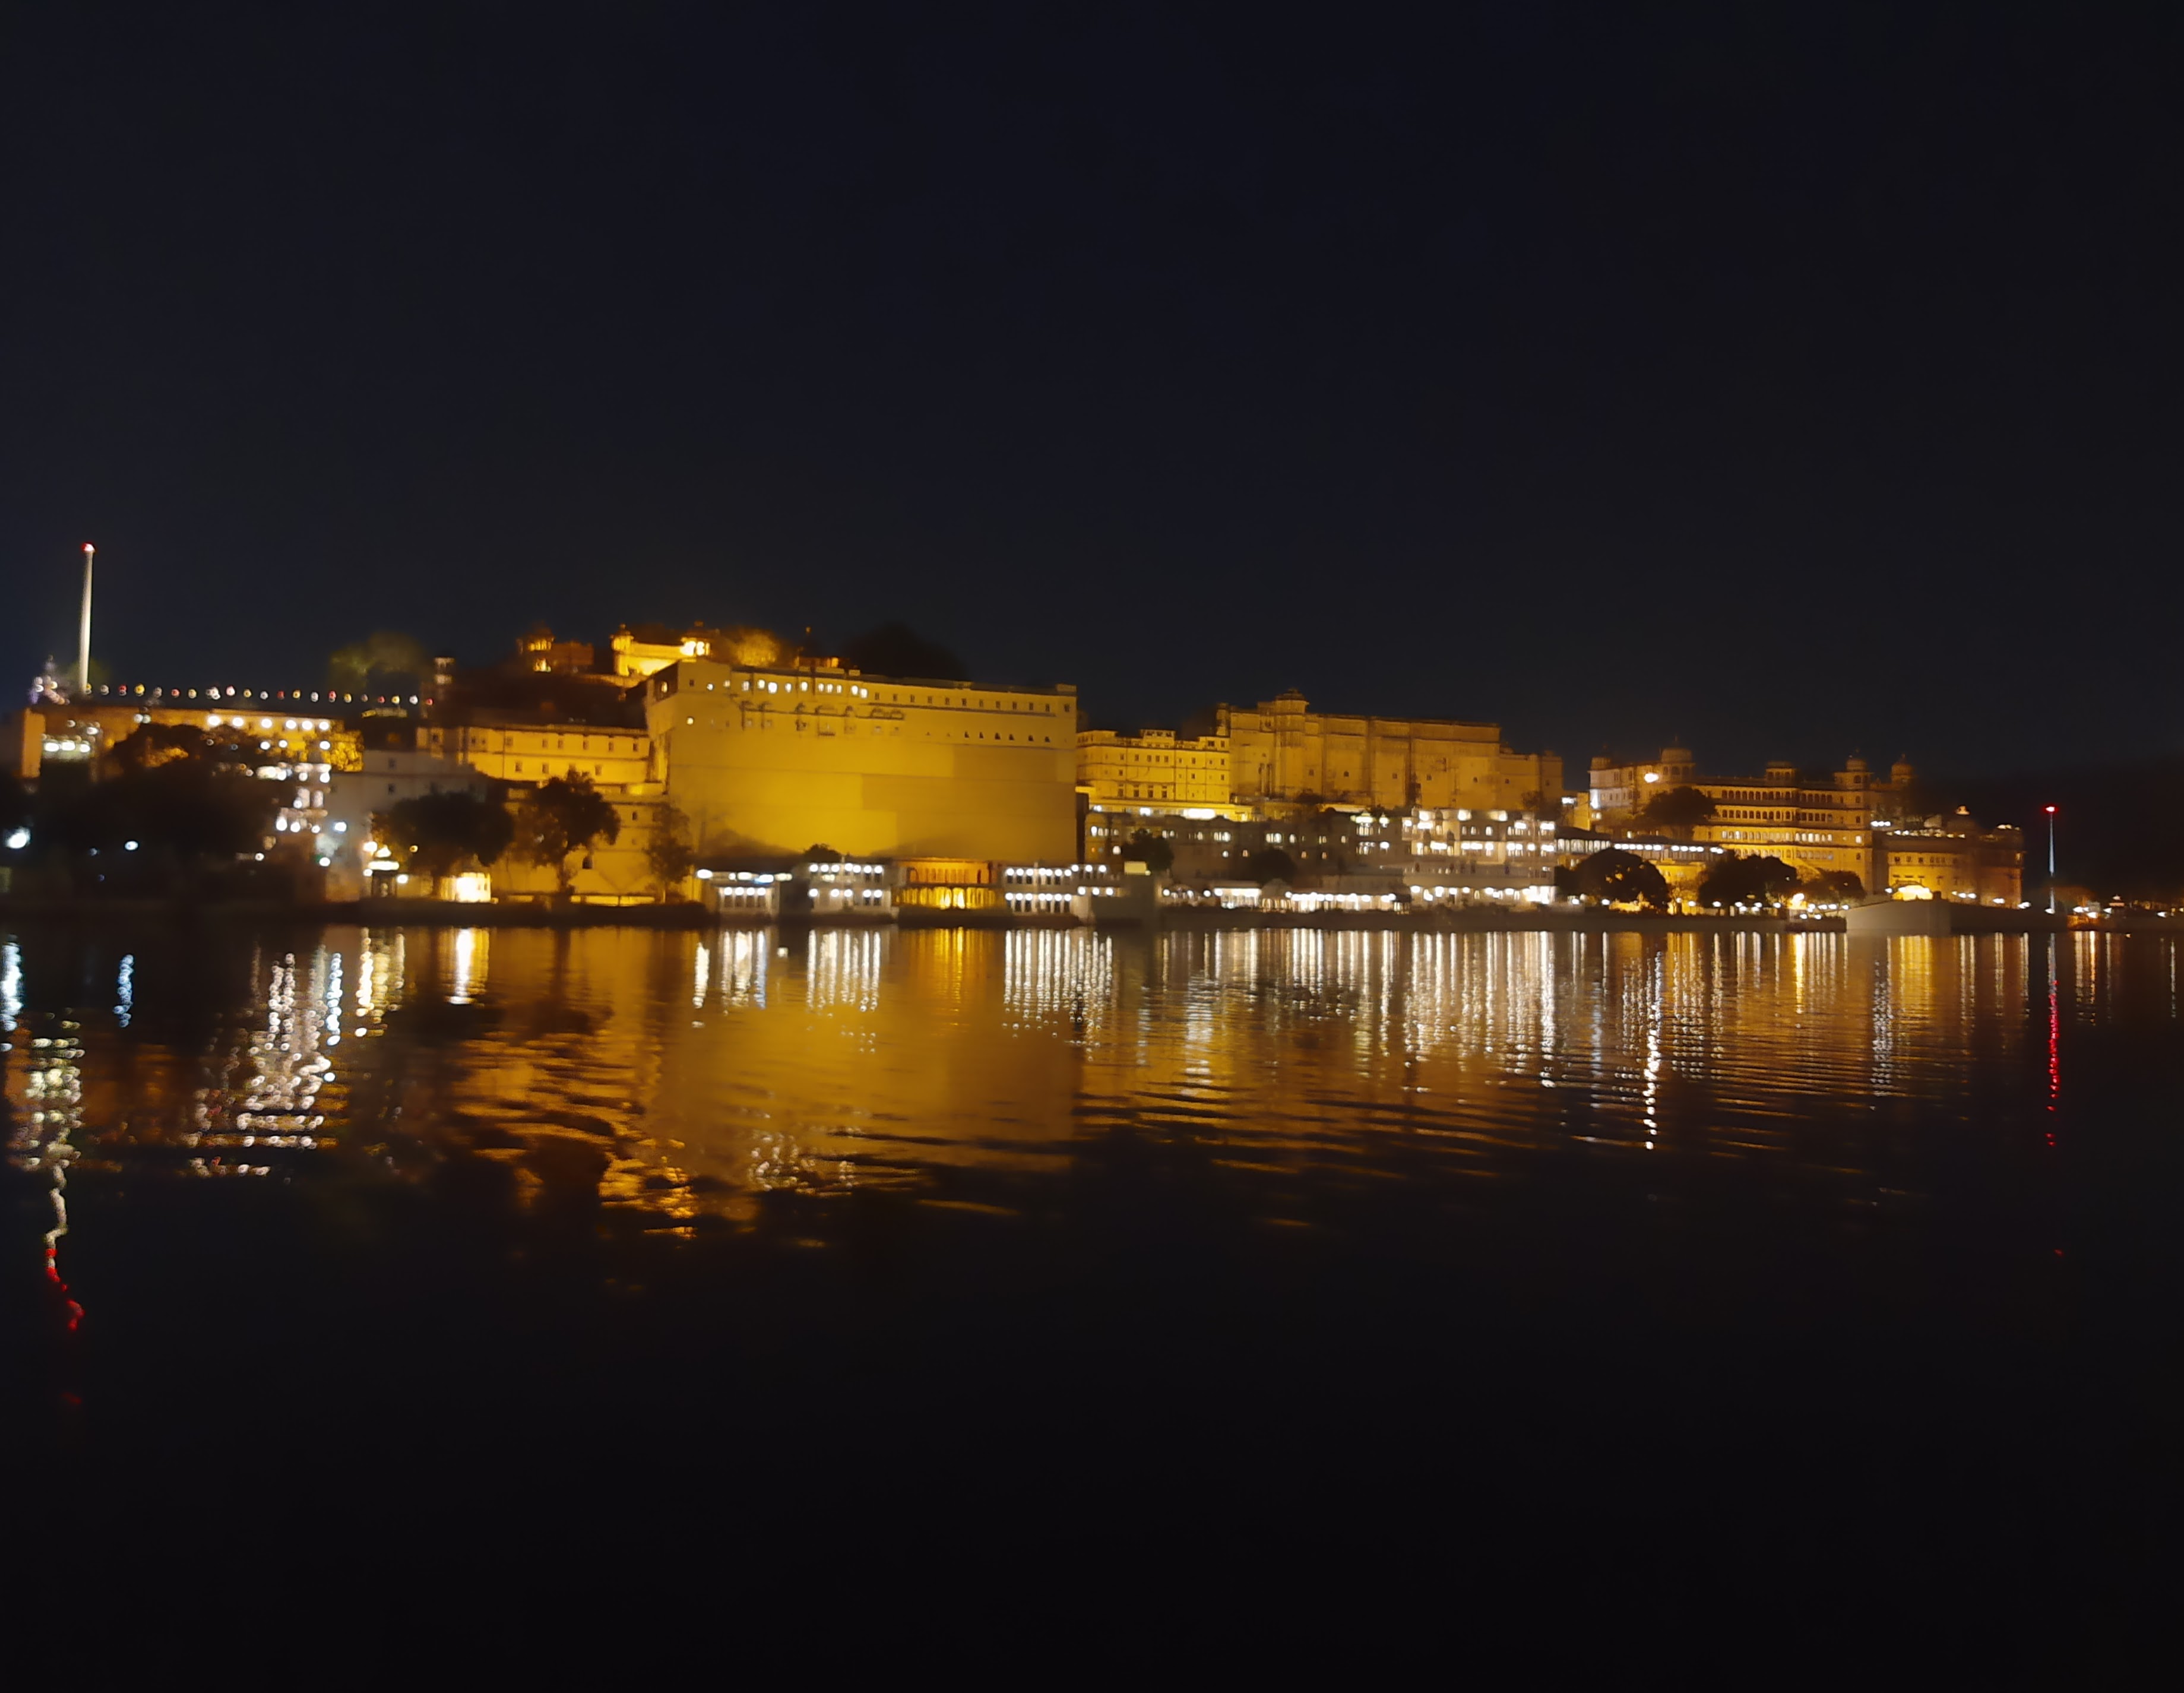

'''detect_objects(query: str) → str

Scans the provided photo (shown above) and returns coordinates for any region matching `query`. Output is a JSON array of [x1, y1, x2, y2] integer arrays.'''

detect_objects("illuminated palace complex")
[[0, 614, 2019, 912], [1587, 745, 2021, 905], [1588, 745, 1899, 885], [1076, 692, 1558, 819], [1077, 694, 1566, 897]]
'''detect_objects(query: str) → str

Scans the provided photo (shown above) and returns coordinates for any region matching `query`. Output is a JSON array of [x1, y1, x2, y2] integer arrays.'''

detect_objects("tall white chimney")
[[77, 543, 94, 697]]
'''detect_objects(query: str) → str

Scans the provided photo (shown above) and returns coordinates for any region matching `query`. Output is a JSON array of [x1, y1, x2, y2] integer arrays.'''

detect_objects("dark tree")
[[1243, 847, 1296, 884], [1698, 853, 1803, 908], [107, 721, 306, 780], [382, 790, 513, 881], [1637, 784, 1718, 837], [1800, 869, 1866, 903], [1879, 773, 1949, 826], [105, 721, 208, 774], [803, 843, 844, 863], [1572, 848, 1672, 909], [513, 770, 622, 897], [645, 804, 696, 898], [841, 622, 968, 682], [48, 757, 280, 868], [1122, 831, 1174, 872]]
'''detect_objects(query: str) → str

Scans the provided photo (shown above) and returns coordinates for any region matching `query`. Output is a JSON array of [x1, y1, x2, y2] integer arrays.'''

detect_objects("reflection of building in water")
[[1071, 929, 2050, 1178], [189, 950, 338, 1171], [1002, 929, 1115, 1039], [806, 929, 885, 1014], [5, 925, 2108, 1256], [638, 930, 1089, 1202], [1397, 931, 1566, 1080], [356, 929, 408, 1033], [900, 928, 992, 1015], [5, 996, 84, 1303], [449, 928, 488, 1005], [712, 930, 772, 1007]]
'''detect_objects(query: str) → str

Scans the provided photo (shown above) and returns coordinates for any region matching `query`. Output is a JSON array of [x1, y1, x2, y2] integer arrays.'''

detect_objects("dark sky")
[[5, 2, 2179, 777]]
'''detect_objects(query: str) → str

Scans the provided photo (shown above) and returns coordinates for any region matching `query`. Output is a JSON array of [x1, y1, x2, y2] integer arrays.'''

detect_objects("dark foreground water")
[[5, 924, 2182, 1670]]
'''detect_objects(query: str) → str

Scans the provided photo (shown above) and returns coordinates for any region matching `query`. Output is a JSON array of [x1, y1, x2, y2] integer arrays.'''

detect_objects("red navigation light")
[[2044, 805, 2058, 814]]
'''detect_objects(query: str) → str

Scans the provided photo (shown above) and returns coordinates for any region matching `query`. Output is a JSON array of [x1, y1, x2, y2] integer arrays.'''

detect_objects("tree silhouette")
[[512, 770, 622, 897], [381, 790, 512, 883], [1698, 852, 1803, 908], [646, 803, 696, 898], [1636, 784, 1718, 838], [48, 755, 278, 869], [1572, 848, 1671, 909], [1122, 831, 1174, 872]]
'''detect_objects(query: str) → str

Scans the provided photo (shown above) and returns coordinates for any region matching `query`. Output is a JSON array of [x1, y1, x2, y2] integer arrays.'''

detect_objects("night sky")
[[5, 4, 2179, 777]]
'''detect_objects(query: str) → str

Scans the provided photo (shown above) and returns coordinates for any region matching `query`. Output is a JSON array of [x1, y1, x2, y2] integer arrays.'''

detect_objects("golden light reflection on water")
[[7, 926, 2180, 1238]]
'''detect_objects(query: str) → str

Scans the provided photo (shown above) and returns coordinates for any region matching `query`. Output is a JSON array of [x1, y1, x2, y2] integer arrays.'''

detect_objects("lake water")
[[7, 923, 2182, 1666]]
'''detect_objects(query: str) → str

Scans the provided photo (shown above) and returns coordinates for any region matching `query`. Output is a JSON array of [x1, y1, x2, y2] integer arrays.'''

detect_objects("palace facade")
[[1588, 746, 1917, 887], [647, 656, 1077, 863], [1191, 691, 1561, 814], [1076, 726, 1242, 814], [1876, 812, 2024, 906]]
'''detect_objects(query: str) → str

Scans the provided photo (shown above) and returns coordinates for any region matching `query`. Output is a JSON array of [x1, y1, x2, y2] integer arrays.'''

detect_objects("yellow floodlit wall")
[[1211, 691, 1560, 813], [425, 721, 652, 787], [648, 660, 1078, 863]]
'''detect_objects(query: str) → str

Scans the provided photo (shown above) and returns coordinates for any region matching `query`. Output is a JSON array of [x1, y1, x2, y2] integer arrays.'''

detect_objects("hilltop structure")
[[1187, 691, 1560, 813], [1080, 692, 1559, 817], [608, 621, 787, 679]]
